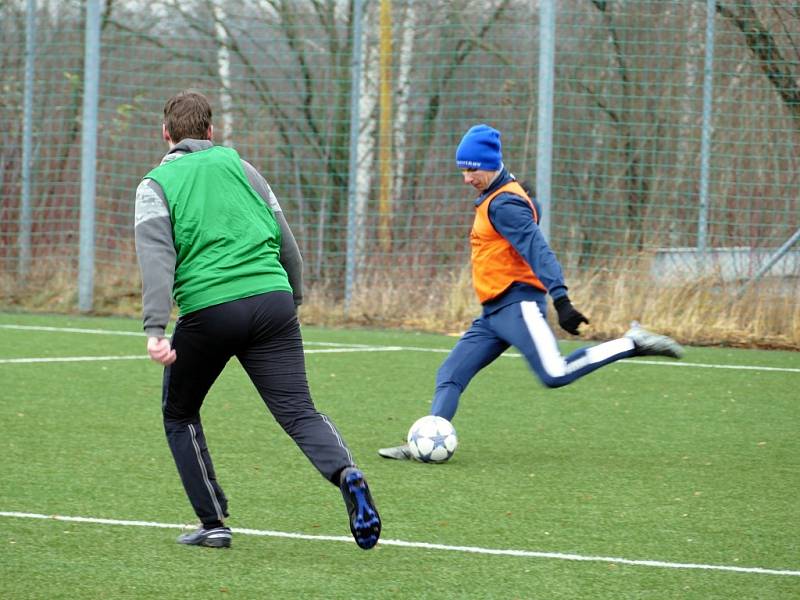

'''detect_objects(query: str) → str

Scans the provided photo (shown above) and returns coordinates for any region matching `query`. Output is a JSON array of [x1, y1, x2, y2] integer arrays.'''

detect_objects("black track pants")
[[161, 290, 354, 526]]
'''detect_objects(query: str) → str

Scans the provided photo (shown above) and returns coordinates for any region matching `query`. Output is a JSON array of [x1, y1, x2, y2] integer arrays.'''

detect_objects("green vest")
[[145, 146, 291, 315]]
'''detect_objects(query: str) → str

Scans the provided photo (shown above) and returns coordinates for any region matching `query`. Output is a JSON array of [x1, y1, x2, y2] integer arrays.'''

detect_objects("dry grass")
[[2, 259, 798, 350], [1, 259, 141, 319], [570, 271, 800, 349], [301, 263, 799, 350]]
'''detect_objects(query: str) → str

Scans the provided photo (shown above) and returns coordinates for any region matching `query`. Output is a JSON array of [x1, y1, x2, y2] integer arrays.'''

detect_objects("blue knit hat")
[[455, 124, 502, 170]]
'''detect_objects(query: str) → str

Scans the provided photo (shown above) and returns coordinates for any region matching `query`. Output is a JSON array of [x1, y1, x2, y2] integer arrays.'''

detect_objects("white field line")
[[0, 355, 148, 364], [0, 347, 405, 364], [1, 324, 798, 374], [0, 511, 797, 577], [0, 324, 391, 348], [0, 324, 144, 336]]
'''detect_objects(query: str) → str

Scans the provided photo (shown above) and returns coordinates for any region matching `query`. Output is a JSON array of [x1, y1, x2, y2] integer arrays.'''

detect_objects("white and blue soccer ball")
[[407, 415, 458, 463]]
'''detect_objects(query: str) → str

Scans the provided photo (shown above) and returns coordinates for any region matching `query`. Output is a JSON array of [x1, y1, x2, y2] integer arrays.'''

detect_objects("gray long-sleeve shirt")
[[134, 138, 303, 337]]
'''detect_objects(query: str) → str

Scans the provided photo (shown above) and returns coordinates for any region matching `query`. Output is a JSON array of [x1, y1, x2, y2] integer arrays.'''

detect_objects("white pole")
[[20, 0, 37, 278], [78, 0, 101, 312], [536, 0, 555, 240]]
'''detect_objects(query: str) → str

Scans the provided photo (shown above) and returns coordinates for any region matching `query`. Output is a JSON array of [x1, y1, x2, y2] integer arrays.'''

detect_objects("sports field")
[[1, 312, 798, 599]]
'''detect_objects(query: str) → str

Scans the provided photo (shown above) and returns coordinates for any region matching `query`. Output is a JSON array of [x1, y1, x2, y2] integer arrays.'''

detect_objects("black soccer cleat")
[[177, 525, 232, 548], [339, 467, 381, 550]]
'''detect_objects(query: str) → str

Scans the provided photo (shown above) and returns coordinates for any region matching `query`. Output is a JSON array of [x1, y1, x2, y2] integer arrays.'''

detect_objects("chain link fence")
[[1, 0, 798, 347]]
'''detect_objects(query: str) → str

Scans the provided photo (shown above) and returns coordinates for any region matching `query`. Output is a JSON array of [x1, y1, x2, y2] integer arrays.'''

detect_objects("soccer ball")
[[407, 416, 458, 463]]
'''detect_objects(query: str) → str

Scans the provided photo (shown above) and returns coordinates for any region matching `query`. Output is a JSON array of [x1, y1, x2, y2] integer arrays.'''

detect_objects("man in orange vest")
[[378, 124, 683, 460]]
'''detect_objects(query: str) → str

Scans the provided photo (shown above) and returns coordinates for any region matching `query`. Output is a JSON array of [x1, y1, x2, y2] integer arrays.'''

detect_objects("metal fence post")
[[536, 0, 555, 241], [698, 0, 716, 255], [345, 0, 365, 313], [736, 227, 800, 299], [20, 0, 37, 279], [78, 0, 101, 312]]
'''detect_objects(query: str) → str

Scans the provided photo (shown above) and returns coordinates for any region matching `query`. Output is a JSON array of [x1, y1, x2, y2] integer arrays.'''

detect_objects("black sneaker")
[[177, 526, 232, 548], [339, 467, 381, 550]]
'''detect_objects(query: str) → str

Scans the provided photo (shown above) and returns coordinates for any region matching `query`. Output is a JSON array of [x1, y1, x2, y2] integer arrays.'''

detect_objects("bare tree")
[[585, 0, 662, 252], [716, 0, 800, 126], [353, 1, 379, 278], [392, 0, 416, 206]]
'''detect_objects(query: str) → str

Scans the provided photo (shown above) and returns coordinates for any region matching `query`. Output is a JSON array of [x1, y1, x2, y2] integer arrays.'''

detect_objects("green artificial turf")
[[1, 313, 798, 599]]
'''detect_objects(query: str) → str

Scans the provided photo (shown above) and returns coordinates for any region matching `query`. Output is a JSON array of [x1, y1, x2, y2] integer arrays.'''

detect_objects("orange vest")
[[470, 181, 546, 303]]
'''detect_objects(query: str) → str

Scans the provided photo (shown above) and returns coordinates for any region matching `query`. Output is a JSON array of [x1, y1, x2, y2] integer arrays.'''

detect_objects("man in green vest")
[[134, 90, 380, 550]]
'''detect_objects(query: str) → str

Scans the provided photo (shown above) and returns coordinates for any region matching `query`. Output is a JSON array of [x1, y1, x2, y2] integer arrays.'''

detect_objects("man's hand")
[[553, 296, 589, 335], [147, 336, 176, 365]]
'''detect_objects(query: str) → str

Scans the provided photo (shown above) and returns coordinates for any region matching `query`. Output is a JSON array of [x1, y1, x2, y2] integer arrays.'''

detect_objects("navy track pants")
[[431, 299, 637, 421]]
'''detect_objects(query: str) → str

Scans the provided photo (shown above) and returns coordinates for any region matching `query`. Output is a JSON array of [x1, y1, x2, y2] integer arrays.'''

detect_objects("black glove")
[[553, 296, 589, 335]]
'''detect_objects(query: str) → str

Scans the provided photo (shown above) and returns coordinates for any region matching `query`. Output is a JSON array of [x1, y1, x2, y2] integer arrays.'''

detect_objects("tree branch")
[[716, 0, 800, 124]]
